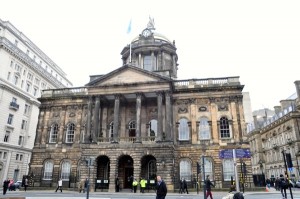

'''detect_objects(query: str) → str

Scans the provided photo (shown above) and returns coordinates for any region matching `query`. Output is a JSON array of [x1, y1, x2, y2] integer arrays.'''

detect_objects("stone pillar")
[[157, 92, 163, 141], [135, 93, 142, 143], [41, 108, 51, 145], [138, 53, 142, 68], [113, 94, 121, 143], [86, 97, 92, 143], [58, 106, 67, 144], [108, 159, 117, 192], [165, 91, 172, 141], [92, 96, 101, 143], [172, 54, 177, 77], [35, 108, 45, 145], [295, 81, 300, 99], [151, 51, 155, 70], [133, 158, 141, 182]]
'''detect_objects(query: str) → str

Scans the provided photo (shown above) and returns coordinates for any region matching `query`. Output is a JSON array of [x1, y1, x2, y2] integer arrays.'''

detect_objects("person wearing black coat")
[[3, 179, 10, 195], [205, 175, 215, 199], [279, 174, 288, 199], [156, 176, 167, 199]]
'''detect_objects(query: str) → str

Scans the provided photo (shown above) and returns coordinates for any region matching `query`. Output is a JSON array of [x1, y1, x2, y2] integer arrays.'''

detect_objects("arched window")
[[199, 117, 210, 140], [128, 120, 136, 138], [220, 117, 230, 138], [180, 159, 192, 181], [43, 160, 53, 180], [49, 123, 59, 143], [179, 118, 189, 140], [66, 123, 75, 143], [61, 161, 71, 180], [204, 158, 213, 180], [148, 160, 157, 179], [223, 159, 234, 181], [149, 119, 157, 137]]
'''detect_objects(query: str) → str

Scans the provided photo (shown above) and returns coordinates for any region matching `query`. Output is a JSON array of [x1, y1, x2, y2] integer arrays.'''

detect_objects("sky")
[[1, 0, 300, 111]]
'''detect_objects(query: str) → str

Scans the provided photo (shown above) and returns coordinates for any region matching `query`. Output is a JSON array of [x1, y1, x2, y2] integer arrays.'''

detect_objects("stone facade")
[[247, 81, 300, 186], [29, 24, 251, 191]]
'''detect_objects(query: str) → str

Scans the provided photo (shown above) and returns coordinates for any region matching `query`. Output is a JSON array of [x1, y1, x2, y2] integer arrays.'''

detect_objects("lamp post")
[[85, 157, 95, 199], [258, 160, 264, 187]]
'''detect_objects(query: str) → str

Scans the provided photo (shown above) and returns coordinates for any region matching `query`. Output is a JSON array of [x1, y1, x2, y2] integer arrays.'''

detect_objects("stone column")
[[92, 96, 101, 143], [151, 51, 155, 70], [135, 93, 142, 143], [157, 92, 163, 141], [138, 53, 142, 68], [165, 91, 172, 141], [35, 108, 45, 145], [113, 94, 121, 143], [41, 107, 51, 145], [108, 159, 117, 192], [295, 81, 300, 99], [86, 97, 92, 143], [58, 106, 67, 144], [172, 54, 177, 77]]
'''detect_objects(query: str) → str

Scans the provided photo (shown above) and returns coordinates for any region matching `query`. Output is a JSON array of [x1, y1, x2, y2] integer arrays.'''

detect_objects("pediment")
[[86, 65, 170, 86]]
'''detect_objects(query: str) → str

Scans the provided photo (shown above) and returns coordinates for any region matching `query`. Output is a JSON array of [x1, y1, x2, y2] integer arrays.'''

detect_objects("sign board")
[[219, 148, 251, 159], [288, 168, 293, 172], [96, 180, 101, 183], [104, 180, 108, 183]]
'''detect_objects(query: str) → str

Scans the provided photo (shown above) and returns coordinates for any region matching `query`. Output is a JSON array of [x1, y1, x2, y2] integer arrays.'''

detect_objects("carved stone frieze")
[[218, 104, 228, 111], [196, 98, 209, 105], [178, 106, 188, 113], [198, 106, 208, 112], [175, 98, 195, 105]]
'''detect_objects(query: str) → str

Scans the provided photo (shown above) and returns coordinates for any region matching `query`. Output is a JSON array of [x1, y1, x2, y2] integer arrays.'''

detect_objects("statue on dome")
[[147, 16, 155, 30]]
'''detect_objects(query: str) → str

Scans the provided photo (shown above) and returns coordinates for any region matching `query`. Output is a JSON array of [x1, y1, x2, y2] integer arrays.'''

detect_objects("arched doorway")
[[141, 155, 157, 188], [96, 156, 110, 189], [117, 155, 133, 189]]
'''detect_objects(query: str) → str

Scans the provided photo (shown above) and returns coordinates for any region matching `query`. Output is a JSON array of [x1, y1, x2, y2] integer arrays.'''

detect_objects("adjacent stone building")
[[29, 21, 250, 191], [0, 19, 72, 183], [247, 82, 300, 186]]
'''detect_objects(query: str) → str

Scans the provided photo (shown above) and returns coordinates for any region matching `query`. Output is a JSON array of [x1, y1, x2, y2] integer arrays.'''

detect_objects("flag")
[[127, 20, 132, 34]]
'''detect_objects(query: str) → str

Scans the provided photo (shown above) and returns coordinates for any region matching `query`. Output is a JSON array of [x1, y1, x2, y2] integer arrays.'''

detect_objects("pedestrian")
[[205, 175, 215, 199], [78, 179, 84, 193], [84, 178, 88, 193], [279, 174, 288, 199], [140, 178, 146, 193], [115, 177, 120, 192], [275, 177, 280, 191], [266, 178, 271, 189], [179, 178, 184, 194], [132, 178, 138, 193], [3, 178, 9, 195], [183, 178, 189, 194], [24, 177, 28, 191], [156, 175, 167, 199], [55, 178, 63, 192]]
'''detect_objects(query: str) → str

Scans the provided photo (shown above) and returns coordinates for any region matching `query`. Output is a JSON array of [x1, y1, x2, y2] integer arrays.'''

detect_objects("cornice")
[[0, 37, 66, 88]]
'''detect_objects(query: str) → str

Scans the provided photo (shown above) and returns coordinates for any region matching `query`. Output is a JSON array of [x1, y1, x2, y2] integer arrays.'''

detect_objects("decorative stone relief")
[[198, 106, 207, 112], [218, 104, 228, 111], [178, 106, 188, 113], [149, 108, 157, 117], [175, 98, 195, 105]]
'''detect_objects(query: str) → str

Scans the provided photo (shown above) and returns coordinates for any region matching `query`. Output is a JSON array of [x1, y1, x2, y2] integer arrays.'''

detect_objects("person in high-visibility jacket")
[[140, 178, 147, 193], [132, 178, 138, 193]]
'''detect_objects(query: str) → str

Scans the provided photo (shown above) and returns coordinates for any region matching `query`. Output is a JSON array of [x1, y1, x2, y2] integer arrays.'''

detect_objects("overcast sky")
[[1, 0, 300, 111]]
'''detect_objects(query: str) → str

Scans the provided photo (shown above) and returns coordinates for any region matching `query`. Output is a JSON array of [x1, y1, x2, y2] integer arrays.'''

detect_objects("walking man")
[[55, 178, 63, 193], [156, 176, 167, 199], [205, 175, 215, 199]]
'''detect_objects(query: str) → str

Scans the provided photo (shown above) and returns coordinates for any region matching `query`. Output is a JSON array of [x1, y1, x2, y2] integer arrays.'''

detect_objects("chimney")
[[274, 106, 281, 115], [253, 115, 258, 129], [295, 81, 300, 99]]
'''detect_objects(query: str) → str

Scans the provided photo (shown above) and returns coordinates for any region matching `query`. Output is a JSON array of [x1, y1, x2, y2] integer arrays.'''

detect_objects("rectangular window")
[[24, 104, 30, 115], [16, 154, 19, 160], [20, 154, 23, 161], [7, 72, 11, 80], [7, 114, 14, 125], [33, 87, 38, 96], [0, 152, 2, 159], [34, 78, 40, 85], [21, 80, 24, 88], [26, 49, 29, 55], [26, 83, 31, 92], [12, 97, 17, 103], [27, 73, 33, 80], [23, 69, 26, 76], [10, 61, 14, 67], [21, 120, 27, 130], [4, 131, 10, 142], [14, 76, 19, 85], [18, 136, 24, 146], [3, 152, 7, 159]]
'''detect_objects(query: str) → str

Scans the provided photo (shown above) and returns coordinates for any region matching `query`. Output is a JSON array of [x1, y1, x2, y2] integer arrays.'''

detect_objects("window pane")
[[220, 117, 230, 138], [44, 161, 53, 180], [223, 159, 234, 181], [66, 123, 75, 143], [143, 56, 152, 71], [179, 118, 189, 140], [199, 117, 210, 139], [180, 160, 191, 181], [61, 162, 70, 180]]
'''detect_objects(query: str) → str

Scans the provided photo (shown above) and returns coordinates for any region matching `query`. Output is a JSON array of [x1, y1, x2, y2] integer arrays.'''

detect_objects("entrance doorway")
[[118, 155, 133, 189]]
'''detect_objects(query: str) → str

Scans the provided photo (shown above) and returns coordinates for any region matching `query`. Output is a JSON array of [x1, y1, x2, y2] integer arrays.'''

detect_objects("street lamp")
[[258, 160, 263, 175], [85, 157, 95, 199]]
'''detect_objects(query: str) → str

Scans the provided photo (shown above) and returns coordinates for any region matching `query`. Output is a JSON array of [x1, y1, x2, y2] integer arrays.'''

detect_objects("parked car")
[[295, 180, 300, 188]]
